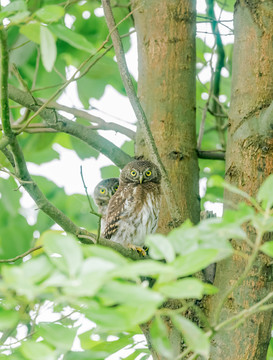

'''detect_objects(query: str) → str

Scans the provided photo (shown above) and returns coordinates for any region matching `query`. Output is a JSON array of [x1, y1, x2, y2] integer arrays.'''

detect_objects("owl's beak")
[[139, 174, 143, 184]]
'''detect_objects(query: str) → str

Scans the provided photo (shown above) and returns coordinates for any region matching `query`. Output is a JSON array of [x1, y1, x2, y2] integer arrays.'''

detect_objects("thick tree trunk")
[[132, 0, 199, 234], [132, 1, 198, 358], [207, 1, 273, 359]]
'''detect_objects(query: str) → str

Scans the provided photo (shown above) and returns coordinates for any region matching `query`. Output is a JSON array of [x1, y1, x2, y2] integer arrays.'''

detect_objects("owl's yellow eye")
[[131, 170, 137, 177], [145, 170, 152, 177], [100, 188, 106, 194], [114, 185, 119, 192]]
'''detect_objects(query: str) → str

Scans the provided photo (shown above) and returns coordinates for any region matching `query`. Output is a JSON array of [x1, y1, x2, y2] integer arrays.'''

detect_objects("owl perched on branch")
[[94, 178, 119, 231], [103, 160, 162, 253]]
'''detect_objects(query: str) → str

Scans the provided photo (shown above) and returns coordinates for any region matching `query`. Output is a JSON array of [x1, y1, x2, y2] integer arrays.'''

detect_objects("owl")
[[94, 178, 119, 231], [103, 160, 161, 253]]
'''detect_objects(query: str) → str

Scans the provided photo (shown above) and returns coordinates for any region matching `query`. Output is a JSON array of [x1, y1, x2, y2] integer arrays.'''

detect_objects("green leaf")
[[215, 0, 235, 12], [111, 260, 174, 279], [157, 278, 206, 299], [87, 334, 134, 354], [37, 323, 77, 351], [20, 22, 41, 44], [85, 303, 159, 332], [49, 24, 96, 52], [100, 165, 120, 179], [171, 315, 210, 357], [83, 245, 128, 266], [8, 11, 30, 25], [260, 241, 273, 257], [97, 280, 164, 306], [70, 136, 99, 160], [150, 316, 173, 359], [2, 256, 53, 299], [40, 25, 57, 72], [145, 234, 175, 263], [42, 231, 83, 277], [257, 174, 273, 210], [64, 350, 109, 360], [20, 341, 55, 360], [0, 307, 19, 330], [172, 249, 218, 277], [3, 1, 27, 12], [35, 5, 65, 23]]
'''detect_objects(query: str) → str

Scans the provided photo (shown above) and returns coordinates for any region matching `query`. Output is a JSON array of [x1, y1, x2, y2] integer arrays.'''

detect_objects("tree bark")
[[132, 1, 198, 358], [207, 1, 273, 359], [132, 0, 199, 234]]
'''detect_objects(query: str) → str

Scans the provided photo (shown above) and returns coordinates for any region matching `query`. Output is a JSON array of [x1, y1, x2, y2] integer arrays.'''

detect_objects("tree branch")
[[41, 99, 136, 139], [0, 246, 42, 263], [102, 0, 183, 226], [8, 85, 133, 169], [197, 150, 225, 160]]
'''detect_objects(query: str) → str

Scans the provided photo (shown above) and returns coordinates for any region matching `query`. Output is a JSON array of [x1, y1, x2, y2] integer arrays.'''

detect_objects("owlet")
[[94, 178, 119, 231], [103, 160, 161, 251]]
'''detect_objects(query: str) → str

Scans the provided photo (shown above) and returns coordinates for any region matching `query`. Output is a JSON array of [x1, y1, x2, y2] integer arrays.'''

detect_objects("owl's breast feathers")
[[102, 182, 161, 246]]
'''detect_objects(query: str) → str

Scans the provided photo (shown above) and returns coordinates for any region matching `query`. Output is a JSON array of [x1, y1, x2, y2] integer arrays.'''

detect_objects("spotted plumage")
[[103, 160, 161, 250], [93, 178, 119, 231]]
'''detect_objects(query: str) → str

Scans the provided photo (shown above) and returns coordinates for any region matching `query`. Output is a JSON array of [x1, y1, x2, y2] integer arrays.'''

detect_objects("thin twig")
[[40, 100, 135, 139], [102, 0, 182, 226], [0, 246, 42, 263]]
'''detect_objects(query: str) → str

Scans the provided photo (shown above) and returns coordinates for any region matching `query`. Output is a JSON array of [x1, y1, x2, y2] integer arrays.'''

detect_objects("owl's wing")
[[102, 186, 133, 239]]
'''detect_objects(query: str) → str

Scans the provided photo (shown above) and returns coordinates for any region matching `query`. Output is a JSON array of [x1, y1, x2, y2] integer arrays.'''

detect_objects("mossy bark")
[[207, 1, 273, 359]]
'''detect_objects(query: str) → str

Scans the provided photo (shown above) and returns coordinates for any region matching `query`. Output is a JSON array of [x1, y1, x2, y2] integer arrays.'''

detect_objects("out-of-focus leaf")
[[35, 5, 65, 23], [20, 22, 41, 44], [171, 249, 218, 277], [257, 175, 273, 210], [260, 241, 273, 258], [3, 1, 27, 12], [83, 245, 128, 266], [97, 280, 164, 306], [64, 350, 109, 360], [20, 341, 55, 360], [146, 234, 175, 263], [171, 315, 210, 357], [156, 278, 206, 299], [8, 11, 30, 25], [70, 136, 99, 160], [42, 231, 82, 277], [100, 165, 120, 179], [150, 316, 173, 359], [49, 24, 96, 52], [111, 260, 172, 279], [37, 323, 77, 351], [0, 307, 19, 330], [40, 25, 57, 72]]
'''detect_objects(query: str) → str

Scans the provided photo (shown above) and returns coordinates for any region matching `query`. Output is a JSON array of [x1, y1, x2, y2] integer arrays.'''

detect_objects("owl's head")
[[120, 160, 161, 184], [94, 178, 119, 205]]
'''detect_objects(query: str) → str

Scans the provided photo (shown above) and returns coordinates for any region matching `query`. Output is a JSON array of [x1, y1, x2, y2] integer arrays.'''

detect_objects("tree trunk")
[[207, 1, 273, 359], [132, 0, 199, 234], [132, 1, 198, 358]]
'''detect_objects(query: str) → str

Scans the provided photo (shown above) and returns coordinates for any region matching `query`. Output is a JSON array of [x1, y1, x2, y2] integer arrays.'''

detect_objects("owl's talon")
[[128, 244, 146, 256]]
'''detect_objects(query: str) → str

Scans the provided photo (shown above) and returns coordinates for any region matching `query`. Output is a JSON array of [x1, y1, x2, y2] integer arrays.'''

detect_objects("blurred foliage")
[[1, 176, 273, 358]]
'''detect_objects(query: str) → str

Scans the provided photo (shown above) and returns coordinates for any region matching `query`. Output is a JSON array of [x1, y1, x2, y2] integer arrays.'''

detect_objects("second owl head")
[[120, 160, 161, 184]]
